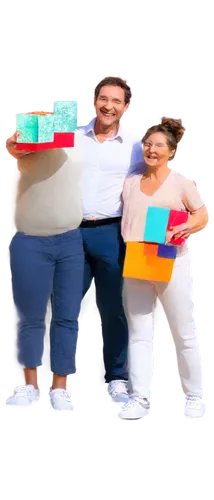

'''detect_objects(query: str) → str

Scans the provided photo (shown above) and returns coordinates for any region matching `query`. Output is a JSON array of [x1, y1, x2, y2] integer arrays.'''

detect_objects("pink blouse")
[[121, 170, 204, 256]]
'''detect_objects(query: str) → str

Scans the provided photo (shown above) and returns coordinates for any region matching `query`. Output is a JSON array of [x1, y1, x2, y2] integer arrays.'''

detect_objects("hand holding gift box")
[[16, 101, 77, 151], [123, 206, 188, 283], [166, 209, 188, 244], [6, 131, 33, 160], [143, 206, 188, 245]]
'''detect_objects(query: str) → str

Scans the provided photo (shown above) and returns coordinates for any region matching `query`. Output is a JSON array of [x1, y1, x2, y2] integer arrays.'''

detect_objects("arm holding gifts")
[[166, 205, 209, 242], [166, 177, 208, 242]]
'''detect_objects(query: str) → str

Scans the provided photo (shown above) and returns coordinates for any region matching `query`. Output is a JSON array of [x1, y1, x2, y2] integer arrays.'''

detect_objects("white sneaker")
[[119, 397, 150, 420], [49, 388, 74, 411], [6, 385, 40, 406], [185, 396, 205, 418], [108, 380, 129, 403]]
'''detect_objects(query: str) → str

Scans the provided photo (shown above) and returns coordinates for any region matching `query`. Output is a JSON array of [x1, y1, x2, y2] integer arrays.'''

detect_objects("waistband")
[[15, 228, 80, 239], [80, 216, 122, 228]]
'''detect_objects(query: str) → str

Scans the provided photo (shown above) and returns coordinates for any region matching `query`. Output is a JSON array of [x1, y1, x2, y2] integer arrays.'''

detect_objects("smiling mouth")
[[100, 110, 115, 117], [146, 155, 158, 160]]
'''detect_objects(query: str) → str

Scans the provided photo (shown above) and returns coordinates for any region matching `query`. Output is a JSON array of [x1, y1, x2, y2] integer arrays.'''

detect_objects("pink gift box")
[[167, 210, 188, 245], [16, 132, 75, 151]]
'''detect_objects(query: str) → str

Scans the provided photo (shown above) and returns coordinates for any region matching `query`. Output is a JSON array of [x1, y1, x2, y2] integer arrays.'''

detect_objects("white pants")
[[123, 253, 203, 400]]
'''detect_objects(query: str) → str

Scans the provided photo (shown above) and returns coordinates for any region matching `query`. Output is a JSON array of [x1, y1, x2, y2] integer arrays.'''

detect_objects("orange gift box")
[[123, 242, 175, 282]]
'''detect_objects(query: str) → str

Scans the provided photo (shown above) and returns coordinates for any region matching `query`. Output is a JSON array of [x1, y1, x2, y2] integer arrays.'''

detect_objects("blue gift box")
[[157, 244, 177, 259]]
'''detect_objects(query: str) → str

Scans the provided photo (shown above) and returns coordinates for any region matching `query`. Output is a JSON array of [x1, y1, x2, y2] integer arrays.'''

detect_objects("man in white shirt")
[[6, 76, 145, 404], [77, 77, 144, 402]]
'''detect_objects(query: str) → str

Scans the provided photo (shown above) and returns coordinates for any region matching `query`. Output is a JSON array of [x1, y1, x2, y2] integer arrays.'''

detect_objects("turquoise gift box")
[[15, 97, 80, 151], [143, 206, 170, 244], [54, 101, 77, 132], [16, 113, 54, 143]]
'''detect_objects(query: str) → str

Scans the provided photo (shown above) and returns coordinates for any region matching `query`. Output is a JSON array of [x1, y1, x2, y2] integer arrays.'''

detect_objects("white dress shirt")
[[75, 118, 145, 219]]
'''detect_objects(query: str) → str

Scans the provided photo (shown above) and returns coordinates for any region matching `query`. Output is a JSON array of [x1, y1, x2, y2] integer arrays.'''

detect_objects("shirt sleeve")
[[126, 140, 147, 177], [182, 177, 205, 212], [122, 176, 132, 202]]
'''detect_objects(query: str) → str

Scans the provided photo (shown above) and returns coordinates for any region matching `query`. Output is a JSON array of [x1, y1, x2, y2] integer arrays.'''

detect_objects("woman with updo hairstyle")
[[142, 116, 187, 163], [119, 117, 208, 420]]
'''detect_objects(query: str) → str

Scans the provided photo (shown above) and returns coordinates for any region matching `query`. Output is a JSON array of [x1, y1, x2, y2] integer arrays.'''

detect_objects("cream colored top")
[[15, 134, 83, 236], [121, 170, 205, 256]]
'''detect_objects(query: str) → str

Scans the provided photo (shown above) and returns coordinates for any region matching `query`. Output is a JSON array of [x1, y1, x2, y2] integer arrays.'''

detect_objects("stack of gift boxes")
[[16, 101, 77, 150], [123, 207, 188, 282]]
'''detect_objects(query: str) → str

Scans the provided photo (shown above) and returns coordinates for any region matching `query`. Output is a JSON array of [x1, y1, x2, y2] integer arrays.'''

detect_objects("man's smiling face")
[[94, 85, 129, 128]]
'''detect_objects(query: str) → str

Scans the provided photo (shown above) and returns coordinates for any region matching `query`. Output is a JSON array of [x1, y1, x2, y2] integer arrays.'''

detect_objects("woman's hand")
[[166, 223, 191, 243], [165, 206, 209, 243]]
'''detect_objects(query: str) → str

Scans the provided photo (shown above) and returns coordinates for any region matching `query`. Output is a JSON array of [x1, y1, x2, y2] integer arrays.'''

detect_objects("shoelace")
[[186, 397, 202, 408], [122, 398, 141, 410], [13, 385, 36, 403], [14, 385, 32, 395], [57, 390, 71, 401], [122, 397, 150, 410], [110, 381, 127, 397]]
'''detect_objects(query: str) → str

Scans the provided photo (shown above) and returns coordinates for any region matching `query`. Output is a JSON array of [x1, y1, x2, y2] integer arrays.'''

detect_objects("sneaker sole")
[[117, 409, 152, 421], [182, 412, 208, 420], [3, 398, 41, 411]]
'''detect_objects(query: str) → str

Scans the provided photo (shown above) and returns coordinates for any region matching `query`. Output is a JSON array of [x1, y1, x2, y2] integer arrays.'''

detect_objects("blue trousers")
[[80, 222, 128, 382], [9, 229, 84, 376]]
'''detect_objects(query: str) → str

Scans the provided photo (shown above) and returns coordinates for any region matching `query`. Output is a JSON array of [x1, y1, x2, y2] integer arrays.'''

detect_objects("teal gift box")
[[16, 113, 54, 143], [144, 207, 170, 244], [54, 101, 77, 132]]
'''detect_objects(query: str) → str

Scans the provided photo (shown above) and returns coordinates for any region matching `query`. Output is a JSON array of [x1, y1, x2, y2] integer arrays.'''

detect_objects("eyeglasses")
[[98, 97, 124, 105], [144, 141, 166, 148]]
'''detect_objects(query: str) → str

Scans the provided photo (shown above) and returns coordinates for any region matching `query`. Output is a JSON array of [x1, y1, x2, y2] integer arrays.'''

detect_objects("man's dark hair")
[[94, 75, 134, 104]]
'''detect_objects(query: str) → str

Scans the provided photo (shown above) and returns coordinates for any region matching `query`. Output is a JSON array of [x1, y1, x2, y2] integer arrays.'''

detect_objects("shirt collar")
[[84, 118, 124, 143]]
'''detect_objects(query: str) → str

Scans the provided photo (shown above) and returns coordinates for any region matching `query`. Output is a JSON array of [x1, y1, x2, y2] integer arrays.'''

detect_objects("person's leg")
[[119, 277, 155, 419], [80, 228, 105, 385], [156, 252, 204, 398], [39, 293, 53, 388], [50, 229, 84, 389], [41, 229, 94, 389], [92, 223, 128, 384], [7, 232, 54, 405], [80, 252, 94, 322], [117, 278, 161, 420]]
